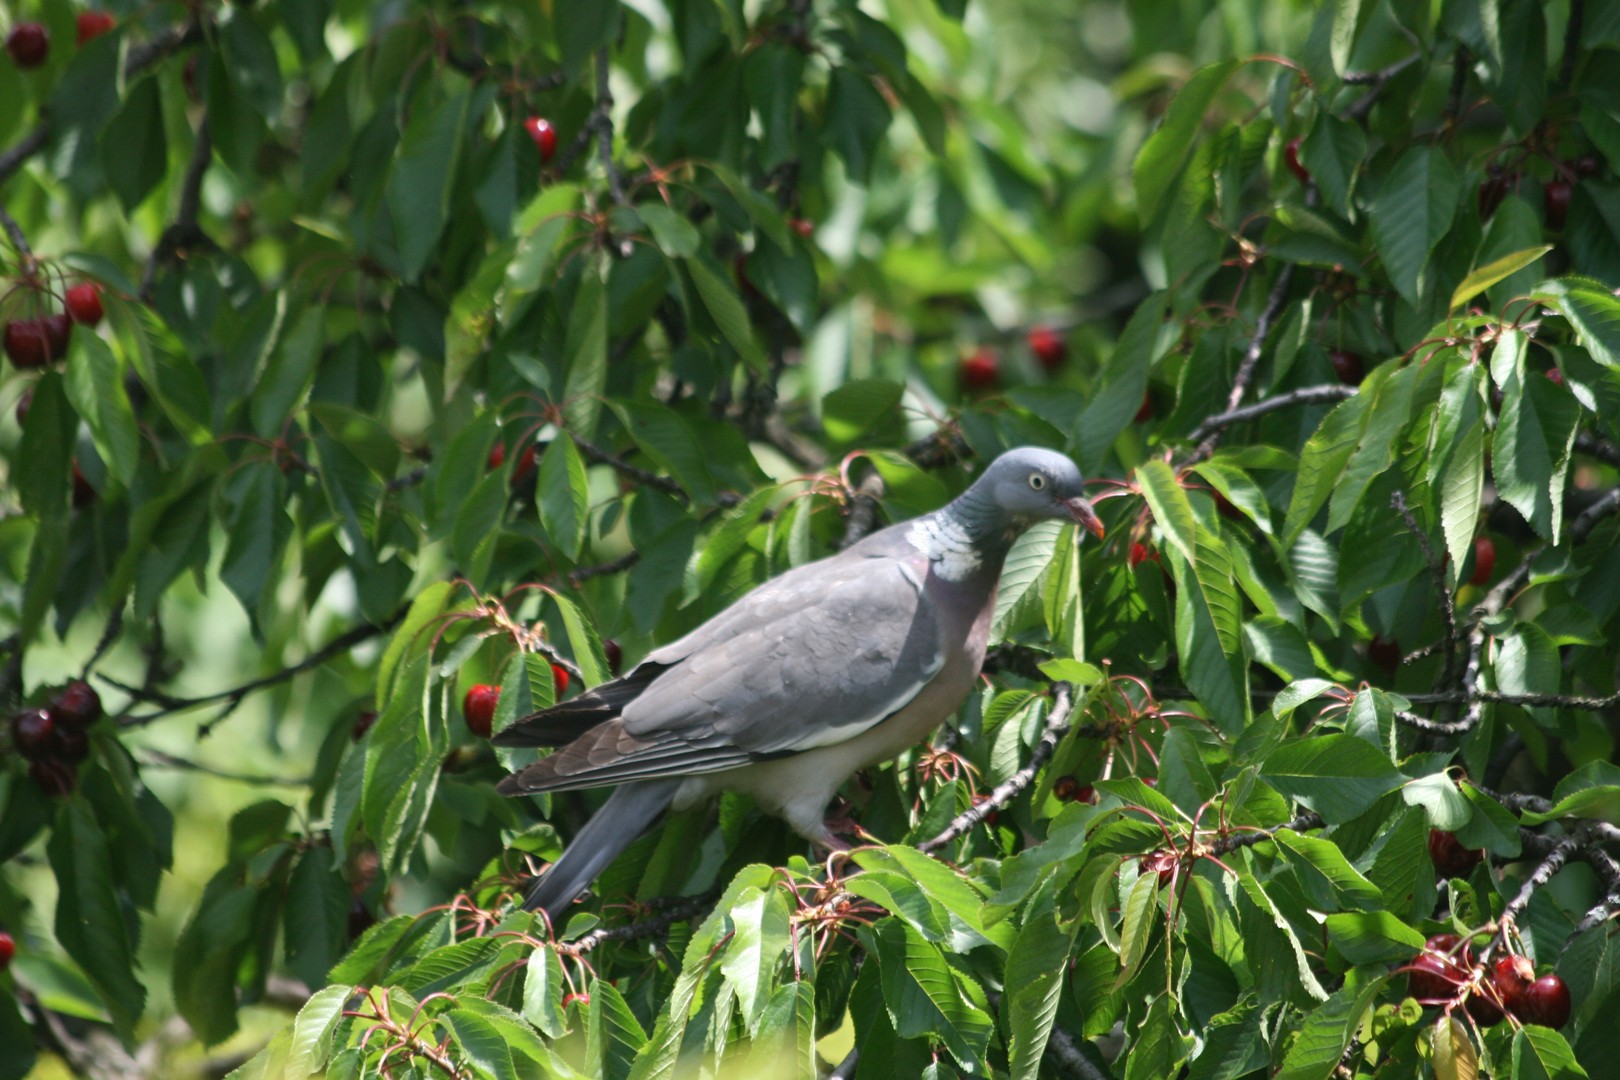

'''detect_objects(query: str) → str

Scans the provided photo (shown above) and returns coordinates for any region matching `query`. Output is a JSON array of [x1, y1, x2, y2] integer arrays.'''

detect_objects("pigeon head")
[[964, 447, 1105, 541]]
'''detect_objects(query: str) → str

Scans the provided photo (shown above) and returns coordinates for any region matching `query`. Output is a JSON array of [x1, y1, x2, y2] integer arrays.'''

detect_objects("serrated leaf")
[[686, 253, 766, 372], [1433, 1013, 1478, 1080], [1275, 973, 1388, 1080], [1260, 735, 1402, 823], [1137, 460, 1197, 564], [286, 984, 352, 1078], [562, 267, 608, 437], [1114, 872, 1160, 989], [1133, 62, 1238, 219], [539, 436, 590, 560], [1324, 912, 1425, 963], [1450, 245, 1553, 311], [1367, 146, 1461, 305], [718, 886, 790, 1033]]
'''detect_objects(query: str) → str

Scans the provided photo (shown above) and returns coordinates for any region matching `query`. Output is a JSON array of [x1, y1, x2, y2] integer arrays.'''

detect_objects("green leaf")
[[1512, 1025, 1589, 1079], [1005, 893, 1078, 1080], [1133, 61, 1239, 219], [824, 67, 893, 185], [101, 75, 165, 212], [686, 253, 766, 372], [1366, 146, 1461, 306], [1439, 418, 1486, 586], [552, 591, 611, 687], [822, 379, 904, 445], [1137, 460, 1196, 565], [1402, 772, 1471, 831], [1273, 830, 1381, 912], [49, 800, 146, 1034], [286, 984, 353, 1079], [587, 978, 648, 1080], [282, 847, 349, 990], [445, 1006, 518, 1080], [1115, 872, 1160, 989], [386, 90, 472, 281], [522, 946, 567, 1039], [62, 332, 138, 486], [1455, 782, 1523, 856], [1450, 245, 1553, 312], [538, 436, 590, 560], [1260, 735, 1402, 823], [636, 202, 701, 258], [563, 266, 609, 437], [1324, 911, 1425, 963], [1283, 390, 1371, 545], [1547, 281, 1620, 367], [1431, 1013, 1477, 1080], [718, 886, 791, 1033], [1275, 972, 1389, 1080], [1495, 360, 1581, 543], [871, 919, 993, 1071], [1330, 0, 1373, 72]]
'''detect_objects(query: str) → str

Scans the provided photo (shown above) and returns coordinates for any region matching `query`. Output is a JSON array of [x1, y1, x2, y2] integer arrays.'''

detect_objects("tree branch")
[[920, 685, 1075, 853], [113, 604, 407, 726], [1187, 264, 1295, 463]]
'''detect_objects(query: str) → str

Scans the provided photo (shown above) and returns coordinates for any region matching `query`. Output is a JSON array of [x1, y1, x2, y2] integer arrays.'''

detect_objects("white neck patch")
[[907, 514, 982, 581]]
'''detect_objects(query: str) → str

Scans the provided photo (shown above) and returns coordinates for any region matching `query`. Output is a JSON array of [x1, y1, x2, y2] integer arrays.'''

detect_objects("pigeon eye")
[[1028, 474, 1046, 491]]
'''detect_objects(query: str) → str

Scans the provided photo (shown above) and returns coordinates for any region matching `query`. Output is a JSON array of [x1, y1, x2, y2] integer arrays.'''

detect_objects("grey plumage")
[[496, 446, 1103, 919]]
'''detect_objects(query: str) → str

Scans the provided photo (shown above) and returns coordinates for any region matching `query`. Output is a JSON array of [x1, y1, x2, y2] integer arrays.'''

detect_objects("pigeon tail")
[[523, 778, 682, 919]]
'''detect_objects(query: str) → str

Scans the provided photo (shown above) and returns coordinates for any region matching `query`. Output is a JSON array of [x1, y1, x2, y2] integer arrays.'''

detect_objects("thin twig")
[[0, 207, 32, 257], [113, 604, 408, 726], [555, 890, 720, 955], [594, 46, 626, 207], [920, 685, 1075, 853], [139, 750, 311, 787], [140, 114, 217, 300], [1184, 384, 1358, 446], [837, 471, 886, 549], [572, 436, 687, 500], [1341, 53, 1420, 86], [1444, 45, 1471, 123], [1188, 265, 1295, 464], [567, 550, 641, 587], [1208, 811, 1324, 857]]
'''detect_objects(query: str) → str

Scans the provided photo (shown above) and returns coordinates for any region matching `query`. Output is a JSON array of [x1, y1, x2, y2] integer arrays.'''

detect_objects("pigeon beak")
[[1064, 496, 1105, 541]]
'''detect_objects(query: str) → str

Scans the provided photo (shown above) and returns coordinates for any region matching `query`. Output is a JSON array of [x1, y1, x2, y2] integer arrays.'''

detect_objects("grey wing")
[[497, 549, 944, 795]]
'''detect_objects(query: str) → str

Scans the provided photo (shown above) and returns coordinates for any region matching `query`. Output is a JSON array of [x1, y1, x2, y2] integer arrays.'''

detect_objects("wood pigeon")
[[495, 446, 1104, 918]]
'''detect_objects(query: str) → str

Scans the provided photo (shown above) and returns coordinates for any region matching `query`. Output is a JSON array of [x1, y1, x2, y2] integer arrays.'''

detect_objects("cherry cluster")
[[4, 11, 115, 70], [1407, 933, 1571, 1029], [9, 680, 102, 796], [3, 283, 102, 369]]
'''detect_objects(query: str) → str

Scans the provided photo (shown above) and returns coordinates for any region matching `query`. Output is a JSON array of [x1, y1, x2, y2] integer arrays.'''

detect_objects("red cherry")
[[603, 639, 623, 675], [65, 282, 103, 326], [1467, 536, 1496, 587], [52, 727, 90, 763], [1284, 137, 1310, 184], [1052, 775, 1081, 802], [1027, 325, 1066, 372], [6, 23, 48, 68], [351, 709, 377, 742], [72, 463, 96, 508], [562, 992, 591, 1007], [76, 11, 116, 46], [1213, 492, 1243, 521], [3, 318, 54, 369], [789, 218, 815, 239], [1128, 542, 1155, 568], [1545, 367, 1565, 386], [487, 443, 506, 470], [1543, 179, 1572, 230], [1134, 390, 1153, 423], [1573, 154, 1602, 180], [12, 708, 55, 760], [1515, 974, 1571, 1028], [523, 116, 558, 163], [1428, 829, 1483, 877], [512, 445, 537, 491], [961, 347, 999, 392], [551, 664, 570, 698], [462, 683, 500, 738], [1492, 955, 1535, 1009], [1466, 987, 1506, 1026], [1075, 784, 1095, 803], [0, 930, 13, 969], [14, 391, 31, 427], [1139, 848, 1177, 887], [1369, 635, 1400, 673], [52, 680, 102, 730], [28, 759, 76, 797], [1407, 935, 1473, 1002], [1329, 348, 1364, 385]]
